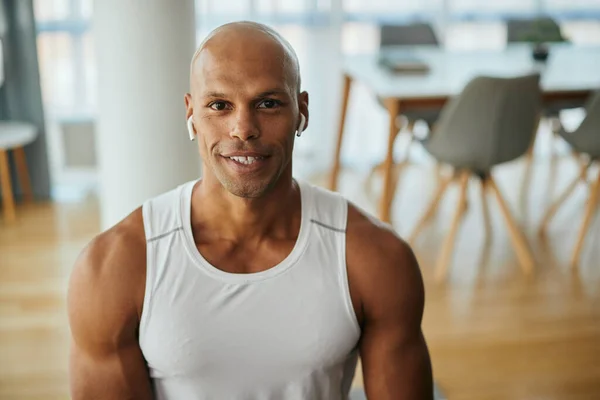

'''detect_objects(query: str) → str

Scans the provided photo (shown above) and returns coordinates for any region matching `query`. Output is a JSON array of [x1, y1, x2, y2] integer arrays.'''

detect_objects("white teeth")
[[229, 156, 263, 165]]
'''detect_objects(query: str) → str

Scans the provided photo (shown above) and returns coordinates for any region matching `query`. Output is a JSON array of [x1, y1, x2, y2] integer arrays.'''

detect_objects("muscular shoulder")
[[67, 208, 147, 353], [77, 207, 147, 279], [346, 203, 417, 269], [345, 203, 425, 326]]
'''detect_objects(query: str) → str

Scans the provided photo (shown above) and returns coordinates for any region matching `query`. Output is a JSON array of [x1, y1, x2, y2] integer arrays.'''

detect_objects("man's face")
[[186, 38, 308, 199]]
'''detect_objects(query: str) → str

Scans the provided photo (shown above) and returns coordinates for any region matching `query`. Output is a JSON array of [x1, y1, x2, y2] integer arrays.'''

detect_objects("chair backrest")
[[425, 74, 541, 172], [506, 18, 566, 43], [566, 90, 600, 158], [379, 23, 439, 48]]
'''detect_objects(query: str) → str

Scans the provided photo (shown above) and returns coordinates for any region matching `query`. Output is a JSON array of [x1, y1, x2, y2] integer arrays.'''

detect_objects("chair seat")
[[558, 129, 600, 159], [0, 121, 38, 149]]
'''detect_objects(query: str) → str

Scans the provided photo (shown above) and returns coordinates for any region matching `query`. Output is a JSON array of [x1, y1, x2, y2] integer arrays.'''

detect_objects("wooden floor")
[[1, 155, 599, 399]]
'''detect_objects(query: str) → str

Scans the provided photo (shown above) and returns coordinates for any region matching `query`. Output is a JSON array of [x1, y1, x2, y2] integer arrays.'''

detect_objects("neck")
[[191, 173, 301, 243]]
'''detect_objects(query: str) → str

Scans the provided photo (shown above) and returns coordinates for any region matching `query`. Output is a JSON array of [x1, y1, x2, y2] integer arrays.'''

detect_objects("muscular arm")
[[347, 206, 433, 399], [67, 209, 154, 399]]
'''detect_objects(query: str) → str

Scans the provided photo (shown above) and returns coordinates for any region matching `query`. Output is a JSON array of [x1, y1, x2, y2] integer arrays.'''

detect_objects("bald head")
[[184, 22, 310, 198], [190, 22, 301, 95]]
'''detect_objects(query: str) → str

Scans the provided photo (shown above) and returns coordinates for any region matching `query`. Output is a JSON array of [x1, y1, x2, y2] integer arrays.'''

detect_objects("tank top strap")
[[142, 181, 195, 242], [300, 180, 348, 234]]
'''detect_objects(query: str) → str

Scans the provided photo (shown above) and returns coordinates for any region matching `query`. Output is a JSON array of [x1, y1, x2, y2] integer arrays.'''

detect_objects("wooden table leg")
[[0, 149, 16, 223], [327, 73, 352, 192], [378, 98, 401, 223], [14, 147, 34, 203]]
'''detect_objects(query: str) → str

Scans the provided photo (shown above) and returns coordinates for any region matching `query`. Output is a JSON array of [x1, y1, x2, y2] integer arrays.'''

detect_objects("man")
[[67, 21, 433, 399]]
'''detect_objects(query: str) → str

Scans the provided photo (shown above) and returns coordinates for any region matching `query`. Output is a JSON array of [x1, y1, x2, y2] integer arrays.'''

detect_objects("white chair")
[[0, 121, 38, 222]]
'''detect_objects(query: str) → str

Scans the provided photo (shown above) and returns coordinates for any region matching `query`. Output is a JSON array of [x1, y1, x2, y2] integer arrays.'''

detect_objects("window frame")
[[35, 0, 600, 119]]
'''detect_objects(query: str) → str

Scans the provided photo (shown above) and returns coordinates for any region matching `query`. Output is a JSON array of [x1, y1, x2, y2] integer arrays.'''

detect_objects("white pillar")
[[94, 0, 200, 230]]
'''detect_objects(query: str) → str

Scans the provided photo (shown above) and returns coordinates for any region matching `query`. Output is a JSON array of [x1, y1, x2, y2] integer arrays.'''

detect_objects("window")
[[197, 0, 332, 34], [36, 33, 76, 112], [34, 0, 71, 21], [344, 0, 442, 17], [449, 0, 538, 18], [35, 0, 600, 119], [34, 0, 94, 118], [448, 0, 600, 20], [543, 0, 600, 18]]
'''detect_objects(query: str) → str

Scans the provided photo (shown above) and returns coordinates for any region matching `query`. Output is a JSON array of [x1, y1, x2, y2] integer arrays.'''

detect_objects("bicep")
[[351, 232, 433, 399], [69, 340, 154, 400], [360, 323, 433, 400], [67, 236, 153, 399]]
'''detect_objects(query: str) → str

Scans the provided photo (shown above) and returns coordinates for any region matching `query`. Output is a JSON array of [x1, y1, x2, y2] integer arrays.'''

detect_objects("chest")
[[140, 268, 360, 381], [196, 238, 297, 274]]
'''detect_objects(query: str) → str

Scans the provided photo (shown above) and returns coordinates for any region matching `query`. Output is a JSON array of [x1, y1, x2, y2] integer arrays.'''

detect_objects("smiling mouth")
[[225, 155, 268, 165]]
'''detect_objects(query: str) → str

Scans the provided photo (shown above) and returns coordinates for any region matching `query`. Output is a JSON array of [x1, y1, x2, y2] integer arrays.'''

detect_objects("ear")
[[184, 93, 195, 141], [297, 91, 309, 133], [184, 93, 193, 119]]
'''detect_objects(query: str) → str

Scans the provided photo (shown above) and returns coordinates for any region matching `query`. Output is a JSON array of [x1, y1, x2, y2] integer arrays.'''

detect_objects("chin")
[[219, 175, 278, 199], [210, 157, 287, 198]]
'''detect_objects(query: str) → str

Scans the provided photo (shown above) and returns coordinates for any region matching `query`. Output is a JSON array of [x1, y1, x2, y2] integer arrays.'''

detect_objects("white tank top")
[[140, 179, 361, 400]]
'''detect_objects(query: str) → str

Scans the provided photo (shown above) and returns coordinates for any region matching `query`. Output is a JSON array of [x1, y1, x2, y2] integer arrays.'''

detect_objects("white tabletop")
[[344, 43, 600, 99]]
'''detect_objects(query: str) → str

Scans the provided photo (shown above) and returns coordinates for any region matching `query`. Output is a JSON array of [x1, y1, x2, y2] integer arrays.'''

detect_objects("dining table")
[[327, 43, 600, 222]]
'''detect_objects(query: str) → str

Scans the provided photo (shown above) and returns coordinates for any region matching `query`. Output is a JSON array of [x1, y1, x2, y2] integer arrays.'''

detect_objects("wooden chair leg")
[[328, 74, 352, 192], [364, 162, 382, 201], [480, 176, 492, 239], [487, 176, 535, 275], [526, 114, 542, 160], [0, 149, 16, 223], [364, 131, 409, 204], [539, 161, 589, 236], [406, 119, 416, 134], [364, 160, 405, 205], [573, 151, 588, 171], [385, 130, 415, 206], [13, 147, 34, 203], [434, 171, 470, 282], [409, 175, 452, 244], [570, 170, 600, 268]]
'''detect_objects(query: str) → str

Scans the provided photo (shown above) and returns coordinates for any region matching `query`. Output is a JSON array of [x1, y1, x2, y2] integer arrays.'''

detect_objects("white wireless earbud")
[[187, 116, 195, 141], [296, 114, 306, 137]]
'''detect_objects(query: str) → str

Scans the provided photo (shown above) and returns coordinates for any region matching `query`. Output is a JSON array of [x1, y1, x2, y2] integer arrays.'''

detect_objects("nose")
[[230, 109, 260, 141]]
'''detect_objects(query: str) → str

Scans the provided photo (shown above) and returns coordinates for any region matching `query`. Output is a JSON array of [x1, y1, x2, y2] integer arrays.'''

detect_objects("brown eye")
[[258, 99, 280, 109], [210, 101, 228, 111]]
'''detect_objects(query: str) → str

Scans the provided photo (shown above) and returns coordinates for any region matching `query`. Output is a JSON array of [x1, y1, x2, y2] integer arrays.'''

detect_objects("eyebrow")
[[203, 91, 227, 99], [255, 89, 290, 98], [201, 89, 290, 99]]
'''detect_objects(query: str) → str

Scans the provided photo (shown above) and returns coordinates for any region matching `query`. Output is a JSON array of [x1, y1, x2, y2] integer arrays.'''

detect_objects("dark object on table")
[[378, 52, 430, 74], [379, 23, 439, 47], [507, 17, 566, 44], [506, 17, 567, 62], [376, 23, 441, 129], [532, 43, 550, 62]]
